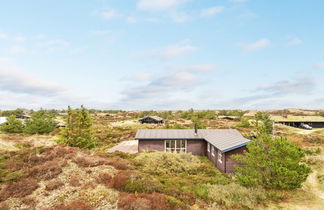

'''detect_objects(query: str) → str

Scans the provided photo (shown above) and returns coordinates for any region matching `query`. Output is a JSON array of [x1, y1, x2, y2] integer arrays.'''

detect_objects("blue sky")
[[0, 0, 324, 110]]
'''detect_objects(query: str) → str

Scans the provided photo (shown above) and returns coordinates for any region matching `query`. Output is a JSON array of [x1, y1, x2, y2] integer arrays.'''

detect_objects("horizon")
[[1, 0, 324, 110]]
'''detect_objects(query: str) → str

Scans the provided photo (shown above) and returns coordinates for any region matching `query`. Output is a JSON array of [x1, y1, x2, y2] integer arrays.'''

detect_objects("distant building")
[[0, 117, 7, 125], [139, 116, 164, 124], [272, 115, 324, 129]]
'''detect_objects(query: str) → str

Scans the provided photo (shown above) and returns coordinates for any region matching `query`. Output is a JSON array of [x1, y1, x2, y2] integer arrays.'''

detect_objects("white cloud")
[[170, 12, 190, 23], [179, 64, 216, 72], [0, 61, 67, 96], [0, 32, 7, 40], [137, 0, 188, 11], [149, 40, 197, 59], [9, 45, 26, 54], [39, 39, 70, 51], [288, 37, 302, 46], [14, 36, 26, 42], [124, 73, 151, 81], [258, 77, 315, 95], [200, 6, 224, 17], [315, 62, 324, 68], [91, 30, 111, 36], [242, 38, 270, 52], [126, 17, 138, 23], [99, 9, 119, 20]]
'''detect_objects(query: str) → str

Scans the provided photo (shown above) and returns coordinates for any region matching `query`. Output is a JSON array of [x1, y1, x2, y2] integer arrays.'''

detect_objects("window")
[[165, 140, 187, 153], [211, 146, 215, 156], [218, 150, 223, 163], [207, 143, 210, 152]]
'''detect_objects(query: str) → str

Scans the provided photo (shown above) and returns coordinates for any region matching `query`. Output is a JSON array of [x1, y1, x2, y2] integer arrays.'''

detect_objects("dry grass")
[[118, 192, 174, 210], [0, 178, 39, 201], [46, 180, 64, 191], [54, 200, 93, 210]]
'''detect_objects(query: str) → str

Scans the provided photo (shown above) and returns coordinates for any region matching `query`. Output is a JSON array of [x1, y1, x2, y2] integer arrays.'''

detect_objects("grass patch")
[[206, 183, 268, 208]]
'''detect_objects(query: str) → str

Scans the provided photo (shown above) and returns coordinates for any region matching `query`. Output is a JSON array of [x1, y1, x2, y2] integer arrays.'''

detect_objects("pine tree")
[[58, 105, 97, 149], [24, 110, 57, 134], [0, 115, 24, 133], [233, 134, 310, 189]]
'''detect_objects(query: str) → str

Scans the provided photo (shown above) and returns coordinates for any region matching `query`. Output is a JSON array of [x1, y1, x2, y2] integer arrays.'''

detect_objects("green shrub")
[[0, 115, 24, 133], [135, 152, 201, 175], [24, 110, 57, 134], [233, 134, 311, 189], [206, 183, 267, 208], [58, 106, 97, 149], [236, 118, 250, 128], [124, 173, 163, 193]]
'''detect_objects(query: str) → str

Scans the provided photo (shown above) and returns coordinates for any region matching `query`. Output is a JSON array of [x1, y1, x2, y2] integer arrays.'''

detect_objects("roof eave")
[[220, 141, 251, 153]]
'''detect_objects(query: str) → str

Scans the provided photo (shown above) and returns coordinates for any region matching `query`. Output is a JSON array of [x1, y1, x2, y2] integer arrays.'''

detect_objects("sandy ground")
[[107, 140, 138, 154]]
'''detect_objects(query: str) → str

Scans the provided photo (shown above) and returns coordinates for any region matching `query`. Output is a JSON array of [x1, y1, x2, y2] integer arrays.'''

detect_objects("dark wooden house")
[[135, 128, 251, 173], [273, 115, 324, 129], [139, 116, 164, 124]]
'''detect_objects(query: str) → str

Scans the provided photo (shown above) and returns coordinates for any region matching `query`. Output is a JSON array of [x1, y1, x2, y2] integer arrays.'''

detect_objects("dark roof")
[[135, 129, 251, 152], [139, 116, 164, 121]]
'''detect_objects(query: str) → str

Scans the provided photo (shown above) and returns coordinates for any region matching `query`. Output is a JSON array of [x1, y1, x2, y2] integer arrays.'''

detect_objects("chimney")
[[194, 123, 198, 135]]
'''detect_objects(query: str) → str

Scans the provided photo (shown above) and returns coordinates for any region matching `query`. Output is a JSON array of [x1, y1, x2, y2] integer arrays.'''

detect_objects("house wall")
[[206, 143, 226, 172], [206, 143, 246, 173], [224, 146, 247, 173], [138, 139, 206, 155], [187, 140, 206, 156]]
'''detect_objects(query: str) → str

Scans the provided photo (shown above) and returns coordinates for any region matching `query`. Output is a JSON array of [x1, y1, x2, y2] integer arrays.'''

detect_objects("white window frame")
[[164, 140, 187, 153], [211, 146, 215, 156], [218, 150, 223, 163], [207, 143, 210, 152]]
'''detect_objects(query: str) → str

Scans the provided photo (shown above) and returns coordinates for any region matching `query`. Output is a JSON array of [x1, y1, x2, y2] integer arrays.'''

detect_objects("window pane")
[[176, 140, 181, 148], [166, 140, 170, 148], [181, 140, 186, 148], [171, 141, 175, 148]]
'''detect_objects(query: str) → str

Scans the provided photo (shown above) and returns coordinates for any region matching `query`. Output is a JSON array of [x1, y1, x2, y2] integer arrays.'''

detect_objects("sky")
[[0, 0, 324, 110]]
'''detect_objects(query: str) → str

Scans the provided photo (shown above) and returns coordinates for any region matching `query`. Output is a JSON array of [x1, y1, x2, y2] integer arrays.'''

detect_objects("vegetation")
[[58, 106, 97, 149], [233, 134, 311, 189], [24, 110, 57, 134], [206, 183, 267, 208], [236, 118, 251, 128], [218, 110, 245, 120], [0, 109, 25, 118], [0, 115, 24, 133], [0, 108, 322, 209], [255, 111, 273, 134]]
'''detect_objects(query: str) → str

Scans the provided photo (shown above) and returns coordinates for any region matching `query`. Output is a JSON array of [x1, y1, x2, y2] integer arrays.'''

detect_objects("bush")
[[123, 173, 163, 193], [24, 110, 57, 134], [206, 183, 267, 208], [58, 106, 97, 149], [28, 160, 62, 180], [236, 118, 250, 128], [46, 180, 64, 191], [54, 200, 93, 210], [0, 178, 39, 202], [118, 192, 177, 210], [233, 134, 311, 189], [0, 115, 24, 133], [255, 112, 273, 134], [135, 152, 201, 175]]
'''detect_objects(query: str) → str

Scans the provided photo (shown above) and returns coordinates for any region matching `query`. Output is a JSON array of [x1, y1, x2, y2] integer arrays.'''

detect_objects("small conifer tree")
[[58, 105, 97, 149], [0, 115, 24, 133]]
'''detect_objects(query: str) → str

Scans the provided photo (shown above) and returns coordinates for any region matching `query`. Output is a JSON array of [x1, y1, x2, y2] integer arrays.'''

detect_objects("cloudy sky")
[[0, 0, 324, 110]]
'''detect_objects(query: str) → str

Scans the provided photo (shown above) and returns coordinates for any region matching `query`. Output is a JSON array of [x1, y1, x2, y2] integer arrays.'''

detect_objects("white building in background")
[[0, 117, 7, 125]]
